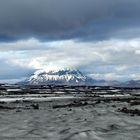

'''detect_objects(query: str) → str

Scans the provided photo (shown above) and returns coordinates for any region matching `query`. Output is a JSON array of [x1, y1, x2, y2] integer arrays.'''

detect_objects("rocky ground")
[[0, 84, 140, 140]]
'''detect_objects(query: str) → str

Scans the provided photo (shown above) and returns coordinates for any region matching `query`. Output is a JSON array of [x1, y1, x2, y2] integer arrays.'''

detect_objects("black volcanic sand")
[[0, 99, 140, 140]]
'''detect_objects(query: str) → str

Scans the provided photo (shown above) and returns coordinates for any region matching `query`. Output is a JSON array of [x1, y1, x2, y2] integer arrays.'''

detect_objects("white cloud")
[[1, 38, 140, 80], [90, 73, 125, 81]]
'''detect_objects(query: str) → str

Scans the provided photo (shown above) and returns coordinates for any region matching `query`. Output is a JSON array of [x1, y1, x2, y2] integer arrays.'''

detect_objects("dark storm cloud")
[[0, 0, 140, 41]]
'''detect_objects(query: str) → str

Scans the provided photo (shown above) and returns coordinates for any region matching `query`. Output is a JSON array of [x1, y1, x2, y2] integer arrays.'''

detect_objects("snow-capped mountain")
[[21, 69, 96, 85]]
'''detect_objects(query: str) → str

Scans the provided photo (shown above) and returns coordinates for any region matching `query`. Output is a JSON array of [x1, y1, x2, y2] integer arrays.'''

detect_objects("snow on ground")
[[0, 85, 140, 140], [0, 100, 140, 140]]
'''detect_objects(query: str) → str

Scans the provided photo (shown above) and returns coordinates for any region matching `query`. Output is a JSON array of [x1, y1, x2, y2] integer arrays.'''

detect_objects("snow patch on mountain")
[[22, 69, 91, 85]]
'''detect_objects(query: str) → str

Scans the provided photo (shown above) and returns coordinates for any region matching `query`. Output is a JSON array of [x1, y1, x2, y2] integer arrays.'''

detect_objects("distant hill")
[[120, 80, 140, 87]]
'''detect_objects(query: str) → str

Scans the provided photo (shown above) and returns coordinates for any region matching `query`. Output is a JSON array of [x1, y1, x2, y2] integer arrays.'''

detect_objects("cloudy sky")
[[1, 0, 140, 82]]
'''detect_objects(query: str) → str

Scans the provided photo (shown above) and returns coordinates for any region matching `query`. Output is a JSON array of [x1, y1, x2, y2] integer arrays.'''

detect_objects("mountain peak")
[[22, 68, 90, 85]]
